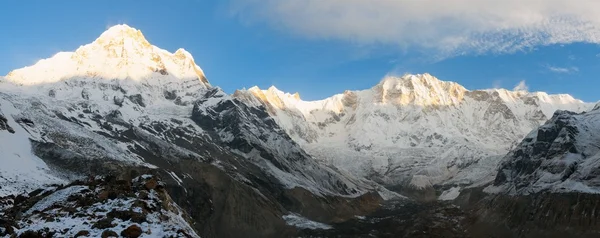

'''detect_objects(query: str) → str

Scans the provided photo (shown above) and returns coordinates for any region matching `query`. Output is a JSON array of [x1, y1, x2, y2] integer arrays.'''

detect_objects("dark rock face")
[[113, 96, 124, 107], [163, 90, 177, 100], [494, 110, 581, 190], [485, 98, 517, 120], [456, 108, 600, 237], [81, 89, 90, 100], [127, 94, 145, 107], [0, 112, 15, 134], [465, 192, 600, 238]]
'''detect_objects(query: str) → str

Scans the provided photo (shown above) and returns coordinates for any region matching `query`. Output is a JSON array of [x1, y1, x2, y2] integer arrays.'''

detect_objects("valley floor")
[[294, 186, 600, 238], [298, 199, 469, 238]]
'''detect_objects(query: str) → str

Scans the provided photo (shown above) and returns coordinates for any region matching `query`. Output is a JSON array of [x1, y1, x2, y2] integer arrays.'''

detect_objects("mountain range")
[[2, 24, 600, 237], [236, 73, 592, 199]]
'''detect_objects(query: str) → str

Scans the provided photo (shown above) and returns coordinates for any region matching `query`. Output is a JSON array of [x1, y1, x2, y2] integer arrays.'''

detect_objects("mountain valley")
[[1, 25, 600, 237]]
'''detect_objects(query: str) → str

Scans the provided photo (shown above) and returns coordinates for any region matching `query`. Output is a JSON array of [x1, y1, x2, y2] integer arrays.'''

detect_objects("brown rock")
[[101, 230, 118, 238], [120, 225, 143, 238], [144, 179, 157, 190], [98, 191, 109, 200], [74, 230, 90, 237]]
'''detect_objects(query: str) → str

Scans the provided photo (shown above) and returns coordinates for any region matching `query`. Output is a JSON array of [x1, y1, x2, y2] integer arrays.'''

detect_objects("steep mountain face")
[[492, 107, 600, 194], [450, 107, 600, 237], [0, 25, 389, 237], [237, 74, 592, 196]]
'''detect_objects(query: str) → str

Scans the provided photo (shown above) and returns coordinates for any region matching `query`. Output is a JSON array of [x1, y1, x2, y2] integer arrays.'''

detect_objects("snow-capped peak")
[[375, 73, 467, 106], [93, 24, 151, 47], [5, 24, 209, 87], [247, 86, 301, 110]]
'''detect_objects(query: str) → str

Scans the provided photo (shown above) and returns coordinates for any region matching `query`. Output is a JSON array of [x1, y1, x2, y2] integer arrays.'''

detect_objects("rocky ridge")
[[0, 174, 199, 238]]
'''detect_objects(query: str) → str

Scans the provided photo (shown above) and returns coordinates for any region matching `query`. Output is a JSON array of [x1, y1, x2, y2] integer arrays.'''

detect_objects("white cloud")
[[230, 0, 600, 58], [492, 80, 502, 89], [513, 80, 529, 91], [546, 65, 579, 73]]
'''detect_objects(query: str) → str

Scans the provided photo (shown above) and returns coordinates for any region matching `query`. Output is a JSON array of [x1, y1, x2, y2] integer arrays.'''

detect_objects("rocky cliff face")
[[492, 108, 600, 195], [464, 191, 600, 238], [447, 105, 600, 237]]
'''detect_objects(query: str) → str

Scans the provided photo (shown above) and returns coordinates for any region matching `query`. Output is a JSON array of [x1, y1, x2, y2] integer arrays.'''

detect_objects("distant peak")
[[174, 48, 189, 56], [259, 86, 301, 100], [379, 73, 445, 86], [94, 24, 150, 47], [103, 24, 137, 33], [375, 73, 467, 106], [4, 24, 210, 88], [377, 73, 464, 92], [245, 85, 304, 108], [267, 85, 282, 93], [247, 86, 261, 92]]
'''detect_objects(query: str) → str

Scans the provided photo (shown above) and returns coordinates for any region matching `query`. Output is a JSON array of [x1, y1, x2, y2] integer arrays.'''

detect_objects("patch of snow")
[[26, 186, 88, 215], [167, 171, 184, 186], [438, 187, 461, 201], [376, 187, 405, 200], [283, 213, 333, 230]]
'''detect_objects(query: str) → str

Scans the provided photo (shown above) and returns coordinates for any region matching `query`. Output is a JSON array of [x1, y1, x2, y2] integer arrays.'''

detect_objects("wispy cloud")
[[546, 65, 579, 73], [230, 0, 600, 58], [513, 80, 529, 91], [492, 80, 502, 89]]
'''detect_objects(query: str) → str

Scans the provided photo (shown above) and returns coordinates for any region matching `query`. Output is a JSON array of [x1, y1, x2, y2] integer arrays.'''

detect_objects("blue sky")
[[2, 0, 600, 102]]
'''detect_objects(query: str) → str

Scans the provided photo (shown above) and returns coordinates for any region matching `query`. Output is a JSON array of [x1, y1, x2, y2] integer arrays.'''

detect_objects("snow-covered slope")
[[491, 107, 600, 195], [0, 24, 212, 196], [191, 88, 387, 197], [0, 98, 64, 196], [237, 74, 593, 190]]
